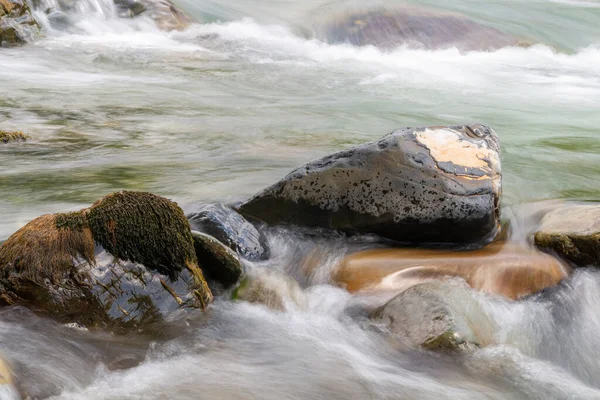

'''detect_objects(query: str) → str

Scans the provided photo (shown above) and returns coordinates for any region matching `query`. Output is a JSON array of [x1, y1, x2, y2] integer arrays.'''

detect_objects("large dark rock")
[[191, 230, 243, 288], [534, 204, 600, 267], [371, 282, 484, 351], [0, 0, 40, 47], [0, 191, 212, 332], [187, 202, 269, 261], [239, 124, 501, 246], [319, 7, 523, 51]]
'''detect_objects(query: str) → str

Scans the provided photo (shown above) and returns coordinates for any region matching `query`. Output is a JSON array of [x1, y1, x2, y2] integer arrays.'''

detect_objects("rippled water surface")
[[1, 0, 600, 398]]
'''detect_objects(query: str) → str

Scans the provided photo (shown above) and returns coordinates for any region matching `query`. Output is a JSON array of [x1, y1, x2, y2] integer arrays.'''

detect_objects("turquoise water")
[[1, 0, 600, 398]]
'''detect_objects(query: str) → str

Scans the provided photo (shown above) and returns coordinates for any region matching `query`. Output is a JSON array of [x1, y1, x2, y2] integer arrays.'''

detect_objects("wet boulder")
[[0, 191, 213, 332], [0, 131, 29, 143], [191, 230, 243, 288], [239, 124, 501, 246], [187, 202, 269, 261], [335, 242, 568, 300], [319, 7, 522, 51], [534, 204, 600, 267], [371, 282, 484, 351], [0, 0, 40, 47]]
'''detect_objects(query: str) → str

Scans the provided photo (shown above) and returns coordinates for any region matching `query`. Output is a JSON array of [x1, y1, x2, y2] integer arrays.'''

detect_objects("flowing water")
[[1, 0, 600, 398]]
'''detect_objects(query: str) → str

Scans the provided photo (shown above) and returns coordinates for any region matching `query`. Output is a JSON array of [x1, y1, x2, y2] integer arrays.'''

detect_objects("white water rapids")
[[1, 0, 600, 398]]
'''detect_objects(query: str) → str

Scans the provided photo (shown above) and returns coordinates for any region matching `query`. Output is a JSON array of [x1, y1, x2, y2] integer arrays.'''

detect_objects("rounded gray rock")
[[187, 202, 269, 261]]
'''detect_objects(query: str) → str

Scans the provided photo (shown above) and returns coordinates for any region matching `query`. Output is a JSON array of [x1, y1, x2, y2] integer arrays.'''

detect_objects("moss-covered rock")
[[0, 191, 213, 331], [0, 0, 40, 47], [0, 131, 29, 143], [534, 204, 600, 267], [191, 230, 243, 288], [87, 191, 198, 280]]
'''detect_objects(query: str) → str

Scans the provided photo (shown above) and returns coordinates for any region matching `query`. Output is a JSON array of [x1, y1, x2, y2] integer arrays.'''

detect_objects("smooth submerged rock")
[[534, 204, 600, 267], [0, 0, 39, 47], [0, 191, 212, 331], [320, 7, 522, 51], [232, 270, 304, 311], [335, 242, 568, 300], [191, 230, 243, 288], [372, 282, 483, 351], [187, 203, 269, 261], [240, 124, 501, 246]]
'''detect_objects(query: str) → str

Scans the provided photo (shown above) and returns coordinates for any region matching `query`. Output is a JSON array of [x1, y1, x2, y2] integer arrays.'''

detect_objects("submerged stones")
[[534, 204, 600, 267], [0, 0, 39, 47], [239, 124, 501, 246], [0, 191, 212, 331], [319, 7, 522, 51], [335, 242, 568, 300], [372, 282, 484, 351], [187, 202, 269, 261], [115, 0, 191, 31], [0, 131, 29, 143], [232, 270, 304, 312]]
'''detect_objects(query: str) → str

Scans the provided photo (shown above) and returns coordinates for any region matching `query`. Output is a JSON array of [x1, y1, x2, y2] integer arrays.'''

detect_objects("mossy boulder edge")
[[0, 191, 213, 331]]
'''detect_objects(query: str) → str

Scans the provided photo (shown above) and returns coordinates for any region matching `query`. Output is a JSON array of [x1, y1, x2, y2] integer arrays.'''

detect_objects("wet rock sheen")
[[239, 124, 501, 246], [187, 202, 269, 261], [0, 191, 213, 332]]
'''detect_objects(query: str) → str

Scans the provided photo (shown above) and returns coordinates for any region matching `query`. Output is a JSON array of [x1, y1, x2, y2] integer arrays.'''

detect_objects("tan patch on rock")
[[416, 128, 500, 176]]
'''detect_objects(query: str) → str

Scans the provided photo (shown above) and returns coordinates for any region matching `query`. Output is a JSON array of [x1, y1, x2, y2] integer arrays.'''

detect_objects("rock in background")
[[317, 6, 524, 51], [534, 204, 600, 267], [239, 124, 501, 246]]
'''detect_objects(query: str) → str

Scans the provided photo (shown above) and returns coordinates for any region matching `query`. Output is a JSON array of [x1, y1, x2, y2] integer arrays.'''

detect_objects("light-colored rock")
[[534, 204, 600, 267], [372, 282, 487, 351]]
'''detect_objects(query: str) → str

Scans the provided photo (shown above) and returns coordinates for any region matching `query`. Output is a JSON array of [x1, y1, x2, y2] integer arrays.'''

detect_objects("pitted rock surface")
[[187, 202, 269, 261], [320, 7, 522, 51], [239, 124, 501, 245]]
